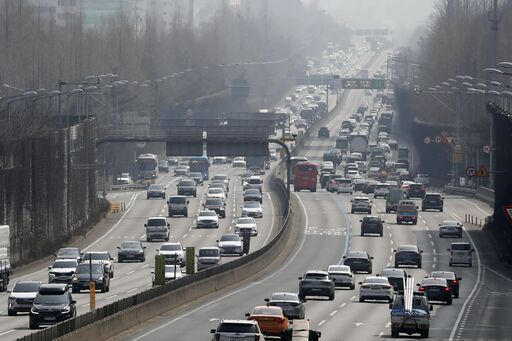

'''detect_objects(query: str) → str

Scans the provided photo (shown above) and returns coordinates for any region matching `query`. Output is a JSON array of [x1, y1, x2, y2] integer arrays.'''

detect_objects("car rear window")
[[179, 180, 195, 186], [410, 184, 424, 190], [168, 197, 186, 204], [217, 323, 259, 333], [452, 243, 471, 251]]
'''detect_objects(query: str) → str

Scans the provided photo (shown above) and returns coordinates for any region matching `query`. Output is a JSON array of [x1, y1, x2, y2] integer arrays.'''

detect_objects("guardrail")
[[103, 184, 148, 191], [444, 185, 494, 206], [18, 173, 291, 341]]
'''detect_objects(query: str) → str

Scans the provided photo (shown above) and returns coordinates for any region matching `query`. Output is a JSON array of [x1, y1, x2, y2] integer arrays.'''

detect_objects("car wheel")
[[394, 263, 399, 268], [29, 318, 38, 330], [446, 298, 452, 305], [118, 257, 123, 263], [350, 284, 355, 290], [72, 287, 79, 293], [391, 328, 399, 338], [165, 237, 169, 241], [380, 232, 383, 237], [351, 210, 354, 214], [107, 284, 110, 292], [440, 208, 444, 212], [368, 267, 372, 274], [298, 294, 305, 301], [141, 256, 145, 262], [359, 297, 364, 303], [184, 212, 188, 218], [7, 310, 16, 316], [101, 284, 106, 293], [110, 271, 114, 278], [329, 294, 335, 301], [469, 262, 472, 267], [449, 262, 453, 266], [417, 262, 422, 269], [421, 329, 429, 338], [396, 220, 401, 225], [169, 213, 173, 218], [388, 297, 393, 303]]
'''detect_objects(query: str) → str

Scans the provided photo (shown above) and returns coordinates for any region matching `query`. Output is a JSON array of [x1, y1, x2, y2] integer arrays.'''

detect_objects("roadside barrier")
[[108, 202, 125, 213]]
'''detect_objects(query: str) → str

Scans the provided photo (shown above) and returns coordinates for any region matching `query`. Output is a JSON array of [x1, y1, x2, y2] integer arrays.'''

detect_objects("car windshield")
[[452, 243, 471, 251], [209, 188, 223, 194], [271, 293, 299, 301], [190, 172, 202, 178], [33, 293, 69, 305], [244, 202, 260, 208], [147, 218, 166, 226], [148, 184, 163, 190], [199, 211, 217, 217], [252, 306, 282, 316], [442, 221, 459, 226], [217, 323, 259, 333], [83, 253, 109, 261], [161, 244, 182, 251], [237, 218, 255, 224], [354, 198, 369, 202], [304, 273, 328, 280], [381, 269, 404, 278], [328, 265, 350, 272], [199, 249, 219, 257], [13, 282, 40, 292], [164, 265, 181, 272], [347, 251, 367, 258], [168, 197, 186, 204], [422, 278, 446, 286], [213, 175, 228, 181], [57, 248, 79, 257], [205, 199, 223, 206], [410, 184, 423, 190], [120, 242, 141, 250], [75, 264, 104, 274], [220, 235, 240, 242], [52, 261, 77, 268], [397, 245, 418, 252]]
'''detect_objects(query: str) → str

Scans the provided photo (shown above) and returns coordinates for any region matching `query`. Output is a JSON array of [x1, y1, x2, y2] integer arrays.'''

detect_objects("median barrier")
[[476, 186, 494, 206]]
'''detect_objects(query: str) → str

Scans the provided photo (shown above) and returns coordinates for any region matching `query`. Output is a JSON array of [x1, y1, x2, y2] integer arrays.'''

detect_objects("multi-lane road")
[[108, 51, 512, 341]]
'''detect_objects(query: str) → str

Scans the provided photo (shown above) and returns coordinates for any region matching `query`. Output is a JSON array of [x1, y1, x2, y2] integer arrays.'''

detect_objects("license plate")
[[312, 288, 321, 292], [429, 288, 440, 292], [44, 316, 56, 321]]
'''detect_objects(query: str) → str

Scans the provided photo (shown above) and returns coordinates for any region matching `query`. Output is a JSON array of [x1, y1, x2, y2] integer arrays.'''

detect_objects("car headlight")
[[49, 273, 55, 278], [138, 250, 144, 253], [62, 306, 71, 313], [30, 307, 39, 314], [72, 276, 78, 282], [8, 296, 14, 302]]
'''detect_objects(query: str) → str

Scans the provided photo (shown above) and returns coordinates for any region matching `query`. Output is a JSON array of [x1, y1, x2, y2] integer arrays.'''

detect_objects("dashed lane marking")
[[318, 320, 326, 327], [340, 303, 346, 308], [330, 310, 338, 316]]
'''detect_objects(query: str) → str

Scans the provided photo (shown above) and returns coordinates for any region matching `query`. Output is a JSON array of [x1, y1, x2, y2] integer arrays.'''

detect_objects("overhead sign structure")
[[341, 78, 387, 89], [483, 145, 492, 154], [465, 167, 476, 177]]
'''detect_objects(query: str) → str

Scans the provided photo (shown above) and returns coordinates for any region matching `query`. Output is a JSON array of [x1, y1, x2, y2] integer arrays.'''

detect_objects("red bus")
[[293, 162, 318, 192]]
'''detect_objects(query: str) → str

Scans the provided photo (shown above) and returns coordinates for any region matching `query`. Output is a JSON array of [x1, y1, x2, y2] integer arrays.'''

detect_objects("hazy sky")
[[304, 0, 437, 45]]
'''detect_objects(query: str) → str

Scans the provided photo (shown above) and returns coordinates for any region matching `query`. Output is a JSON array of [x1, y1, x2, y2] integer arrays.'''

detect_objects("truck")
[[390, 277, 431, 338], [398, 146, 409, 160], [245, 156, 266, 175], [348, 133, 369, 156], [379, 111, 394, 126], [396, 200, 418, 225], [386, 188, 407, 213], [0, 225, 11, 292]]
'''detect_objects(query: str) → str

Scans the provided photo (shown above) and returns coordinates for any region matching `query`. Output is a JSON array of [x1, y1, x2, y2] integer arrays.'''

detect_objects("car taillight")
[[418, 287, 425, 292], [444, 287, 451, 292], [452, 280, 458, 285]]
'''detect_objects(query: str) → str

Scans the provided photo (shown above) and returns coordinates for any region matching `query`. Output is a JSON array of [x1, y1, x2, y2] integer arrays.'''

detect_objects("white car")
[[327, 265, 355, 289], [206, 187, 226, 200], [48, 259, 79, 284], [242, 201, 263, 218], [158, 242, 186, 266], [359, 276, 394, 302], [116, 173, 131, 185], [82, 251, 114, 278], [347, 170, 360, 179], [152, 265, 183, 285], [374, 183, 391, 198], [7, 281, 42, 316], [196, 210, 219, 229], [235, 217, 258, 236], [321, 161, 335, 173], [232, 157, 246, 168], [217, 234, 243, 256]]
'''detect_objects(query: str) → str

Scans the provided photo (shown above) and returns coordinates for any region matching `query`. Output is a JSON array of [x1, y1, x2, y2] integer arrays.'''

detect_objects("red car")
[[246, 306, 289, 336]]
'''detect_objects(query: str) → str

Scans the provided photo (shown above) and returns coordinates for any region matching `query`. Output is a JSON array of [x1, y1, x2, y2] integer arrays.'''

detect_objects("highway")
[[0, 163, 282, 340], [109, 50, 512, 341]]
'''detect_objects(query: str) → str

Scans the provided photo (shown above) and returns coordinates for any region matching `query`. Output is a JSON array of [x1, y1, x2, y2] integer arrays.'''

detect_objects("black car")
[[203, 198, 226, 218], [431, 271, 461, 298], [54, 247, 82, 262], [343, 251, 373, 273], [318, 127, 330, 138], [189, 172, 204, 186], [71, 263, 110, 293], [380, 268, 407, 292], [265, 292, 305, 320], [394, 245, 423, 268], [167, 157, 179, 166], [243, 189, 262, 203], [439, 220, 463, 238], [298, 270, 335, 301], [29, 284, 76, 329], [407, 183, 426, 199], [320, 173, 334, 188], [147, 184, 166, 199], [422, 193, 444, 211], [418, 277, 452, 305], [323, 150, 342, 165], [360, 215, 383, 237], [117, 241, 146, 262], [177, 179, 197, 197]]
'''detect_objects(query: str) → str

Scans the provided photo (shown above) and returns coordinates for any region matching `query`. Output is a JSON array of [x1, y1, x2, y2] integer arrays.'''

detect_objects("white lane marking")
[[0, 330, 14, 337], [390, 240, 394, 245], [318, 320, 326, 327], [433, 249, 437, 255], [263, 192, 276, 245], [390, 247, 393, 252], [105, 295, 118, 300], [448, 211, 482, 341], [340, 303, 346, 308], [330, 310, 338, 316], [385, 322, 391, 328], [429, 234, 432, 239], [461, 198, 492, 216], [422, 220, 427, 225], [183, 233, 188, 238], [389, 255, 392, 261], [354, 322, 364, 327], [426, 226, 429, 230], [140, 234, 146, 239], [386, 226, 390, 230], [127, 270, 135, 275], [131, 192, 310, 341], [82, 304, 90, 308], [350, 295, 356, 300], [386, 262, 390, 267], [482, 264, 512, 282], [430, 241, 434, 246], [84, 194, 138, 251], [379, 332, 384, 337], [142, 264, 149, 268], [388, 233, 392, 238], [127, 288, 138, 293]]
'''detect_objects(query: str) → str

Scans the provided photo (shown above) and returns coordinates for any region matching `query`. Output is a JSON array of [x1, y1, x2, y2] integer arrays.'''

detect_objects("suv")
[[197, 247, 221, 271], [82, 251, 114, 278], [210, 320, 264, 340], [385, 188, 406, 213], [360, 215, 384, 236], [145, 216, 170, 242], [48, 259, 78, 284], [373, 183, 390, 198], [203, 198, 226, 218], [343, 251, 373, 273], [448, 242, 474, 267], [407, 183, 425, 199], [158, 242, 186, 266], [298, 270, 335, 301], [351, 197, 372, 214], [189, 172, 204, 185], [147, 184, 166, 199], [422, 193, 444, 212], [167, 195, 189, 217], [318, 126, 330, 138], [71, 262, 110, 293], [54, 247, 82, 262], [29, 284, 76, 329], [177, 179, 197, 197], [7, 281, 42, 316], [394, 245, 423, 268]]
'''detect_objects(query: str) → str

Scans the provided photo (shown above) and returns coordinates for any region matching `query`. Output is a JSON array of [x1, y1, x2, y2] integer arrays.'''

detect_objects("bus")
[[136, 154, 158, 180], [293, 162, 318, 192], [289, 156, 308, 183], [189, 156, 210, 180]]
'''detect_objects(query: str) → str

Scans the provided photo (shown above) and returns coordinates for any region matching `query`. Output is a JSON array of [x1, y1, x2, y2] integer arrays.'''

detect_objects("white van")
[[448, 242, 474, 267]]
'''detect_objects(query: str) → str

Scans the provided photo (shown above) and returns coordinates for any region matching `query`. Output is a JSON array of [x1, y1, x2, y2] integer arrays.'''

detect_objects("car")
[[234, 216, 258, 236], [380, 268, 407, 292], [158, 160, 169, 173], [396, 200, 419, 225], [232, 157, 246, 167], [116, 172, 131, 185], [242, 201, 263, 218], [167, 195, 189, 217], [418, 277, 452, 305], [407, 183, 426, 199], [422, 193, 444, 211], [363, 180, 379, 193], [390, 292, 432, 338], [212, 174, 230, 189], [246, 306, 289, 337], [245, 183, 263, 194], [166, 157, 179, 166], [346, 170, 360, 179], [318, 126, 330, 138], [448, 242, 474, 267], [352, 178, 367, 191], [212, 156, 227, 164], [388, 139, 398, 149], [360, 215, 383, 236], [158, 265, 183, 283], [243, 188, 263, 203], [196, 247, 221, 271], [327, 264, 355, 289], [430, 271, 461, 298], [174, 165, 190, 176], [145, 216, 170, 242], [117, 241, 146, 262], [82, 251, 114, 277], [269, 149, 278, 161], [7, 281, 42, 316], [177, 179, 197, 197], [54, 247, 82, 262], [265, 292, 305, 320], [196, 210, 220, 229], [343, 251, 373, 273], [321, 161, 335, 174], [71, 262, 110, 293], [210, 319, 265, 341], [29, 284, 76, 329], [328, 177, 352, 194], [217, 234, 243, 256], [243, 175, 263, 189], [298, 270, 335, 301], [439, 220, 463, 238], [373, 183, 390, 198], [147, 184, 166, 199], [414, 173, 431, 185], [206, 187, 226, 200], [358, 276, 394, 303], [48, 259, 78, 284], [209, 181, 229, 196], [158, 242, 186, 266], [351, 196, 372, 214], [203, 198, 226, 218], [189, 172, 204, 185], [394, 245, 423, 268]]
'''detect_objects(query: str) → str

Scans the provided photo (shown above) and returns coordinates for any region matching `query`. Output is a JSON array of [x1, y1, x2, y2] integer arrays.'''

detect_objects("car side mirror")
[[151, 271, 155, 274], [298, 277, 303, 280], [447, 248, 451, 252], [358, 282, 363, 285], [420, 250, 423, 253], [117, 246, 120, 250], [370, 256, 374, 259], [167, 223, 170, 227], [245, 313, 250, 318], [48, 266, 52, 270], [187, 200, 190, 205], [264, 298, 270, 303], [210, 329, 216, 334], [359, 220, 363, 222], [144, 224, 147, 227], [389, 303, 393, 309], [53, 253, 57, 257], [430, 305, 433, 311], [393, 250, 396, 252], [156, 249, 160, 252], [71, 300, 77, 304], [416, 283, 421, 286], [216, 240, 219, 243]]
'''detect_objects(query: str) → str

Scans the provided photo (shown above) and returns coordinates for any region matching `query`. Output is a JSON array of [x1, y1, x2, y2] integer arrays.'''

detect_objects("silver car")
[[7, 281, 42, 315], [327, 264, 355, 289], [48, 259, 78, 284], [449, 242, 474, 267], [234, 217, 258, 236], [197, 247, 221, 271], [241, 201, 263, 218], [351, 196, 372, 214], [358, 276, 393, 302]]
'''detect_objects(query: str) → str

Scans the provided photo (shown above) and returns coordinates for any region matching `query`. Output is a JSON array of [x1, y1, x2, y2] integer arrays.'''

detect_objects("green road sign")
[[342, 78, 387, 89]]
